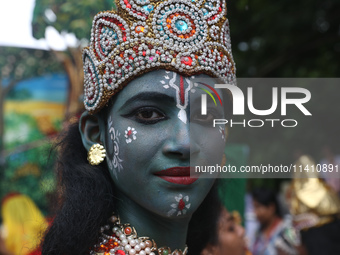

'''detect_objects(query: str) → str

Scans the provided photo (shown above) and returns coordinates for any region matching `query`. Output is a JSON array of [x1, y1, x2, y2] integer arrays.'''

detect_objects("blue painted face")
[[103, 69, 226, 218]]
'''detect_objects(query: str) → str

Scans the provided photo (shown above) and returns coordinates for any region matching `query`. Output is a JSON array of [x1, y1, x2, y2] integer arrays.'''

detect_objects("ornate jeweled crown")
[[83, 0, 236, 113]]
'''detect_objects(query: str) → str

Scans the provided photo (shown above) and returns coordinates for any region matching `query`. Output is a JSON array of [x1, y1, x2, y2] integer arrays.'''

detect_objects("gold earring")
[[87, 144, 106, 165]]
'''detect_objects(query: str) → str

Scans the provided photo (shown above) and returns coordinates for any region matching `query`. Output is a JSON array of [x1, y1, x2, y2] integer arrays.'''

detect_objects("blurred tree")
[[32, 0, 115, 120], [32, 0, 115, 40], [227, 0, 340, 77], [0, 48, 63, 210], [7, 89, 32, 100], [0, 47, 63, 167]]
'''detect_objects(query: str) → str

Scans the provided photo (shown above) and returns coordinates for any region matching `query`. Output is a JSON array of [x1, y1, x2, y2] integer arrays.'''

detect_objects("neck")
[[262, 216, 281, 236], [115, 190, 190, 251]]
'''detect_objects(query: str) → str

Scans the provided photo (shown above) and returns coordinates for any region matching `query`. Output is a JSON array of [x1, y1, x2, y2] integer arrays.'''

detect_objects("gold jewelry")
[[88, 144, 106, 165], [288, 155, 340, 230], [92, 214, 188, 255]]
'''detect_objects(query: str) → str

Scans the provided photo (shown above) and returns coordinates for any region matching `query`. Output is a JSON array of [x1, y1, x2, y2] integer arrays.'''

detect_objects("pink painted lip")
[[154, 167, 198, 185]]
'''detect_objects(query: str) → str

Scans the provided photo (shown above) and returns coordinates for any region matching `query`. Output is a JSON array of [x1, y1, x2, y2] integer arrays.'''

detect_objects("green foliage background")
[[227, 0, 340, 78], [32, 0, 116, 40]]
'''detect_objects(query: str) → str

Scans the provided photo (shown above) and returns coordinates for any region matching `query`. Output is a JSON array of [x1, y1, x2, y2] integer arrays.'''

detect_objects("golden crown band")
[[83, 0, 236, 113]]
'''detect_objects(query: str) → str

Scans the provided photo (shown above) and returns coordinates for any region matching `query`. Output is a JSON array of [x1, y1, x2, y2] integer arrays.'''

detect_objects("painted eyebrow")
[[119, 92, 175, 110]]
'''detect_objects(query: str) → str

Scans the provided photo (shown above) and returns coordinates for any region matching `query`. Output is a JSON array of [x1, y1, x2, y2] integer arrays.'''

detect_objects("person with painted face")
[[41, 0, 236, 254]]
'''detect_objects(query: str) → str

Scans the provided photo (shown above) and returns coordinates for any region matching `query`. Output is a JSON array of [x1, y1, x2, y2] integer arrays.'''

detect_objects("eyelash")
[[122, 106, 168, 125]]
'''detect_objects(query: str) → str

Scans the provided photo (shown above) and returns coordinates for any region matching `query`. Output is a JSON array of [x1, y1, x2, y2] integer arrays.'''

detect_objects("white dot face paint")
[[107, 116, 124, 180], [125, 126, 137, 143], [160, 71, 192, 124], [167, 194, 191, 217]]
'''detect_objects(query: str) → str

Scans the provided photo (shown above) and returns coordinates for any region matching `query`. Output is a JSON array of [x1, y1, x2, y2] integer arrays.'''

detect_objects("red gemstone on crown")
[[181, 56, 193, 66]]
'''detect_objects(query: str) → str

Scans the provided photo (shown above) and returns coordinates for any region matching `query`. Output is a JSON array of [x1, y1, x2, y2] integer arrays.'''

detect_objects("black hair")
[[187, 181, 223, 255], [251, 187, 282, 217], [301, 219, 340, 255], [42, 123, 115, 254]]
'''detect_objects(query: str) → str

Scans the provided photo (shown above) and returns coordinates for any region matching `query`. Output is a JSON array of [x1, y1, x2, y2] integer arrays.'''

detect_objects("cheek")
[[105, 117, 124, 180], [119, 126, 161, 169], [106, 121, 164, 184], [195, 126, 226, 163]]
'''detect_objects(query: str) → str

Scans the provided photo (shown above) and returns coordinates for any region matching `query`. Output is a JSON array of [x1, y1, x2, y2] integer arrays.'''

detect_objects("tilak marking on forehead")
[[160, 71, 192, 124]]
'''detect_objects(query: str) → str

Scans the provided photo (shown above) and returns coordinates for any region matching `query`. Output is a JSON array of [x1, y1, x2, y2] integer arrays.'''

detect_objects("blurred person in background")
[[319, 145, 340, 196], [0, 193, 48, 255], [201, 208, 248, 255], [273, 217, 302, 255], [188, 196, 249, 255], [251, 188, 286, 255]]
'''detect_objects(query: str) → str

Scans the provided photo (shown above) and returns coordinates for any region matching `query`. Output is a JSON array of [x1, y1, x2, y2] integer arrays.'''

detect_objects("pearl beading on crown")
[[83, 0, 236, 113]]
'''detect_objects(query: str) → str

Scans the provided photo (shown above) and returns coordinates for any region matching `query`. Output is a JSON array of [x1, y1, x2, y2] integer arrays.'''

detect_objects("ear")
[[79, 111, 106, 151]]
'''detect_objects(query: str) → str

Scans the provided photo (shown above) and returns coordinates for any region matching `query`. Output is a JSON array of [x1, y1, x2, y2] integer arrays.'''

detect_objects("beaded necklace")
[[91, 214, 188, 255]]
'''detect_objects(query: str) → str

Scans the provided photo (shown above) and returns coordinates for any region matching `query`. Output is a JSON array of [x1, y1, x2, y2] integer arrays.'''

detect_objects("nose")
[[162, 120, 197, 159]]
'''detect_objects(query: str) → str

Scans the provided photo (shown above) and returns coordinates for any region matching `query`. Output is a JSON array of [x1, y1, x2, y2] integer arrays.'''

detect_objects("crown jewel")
[[83, 0, 236, 113]]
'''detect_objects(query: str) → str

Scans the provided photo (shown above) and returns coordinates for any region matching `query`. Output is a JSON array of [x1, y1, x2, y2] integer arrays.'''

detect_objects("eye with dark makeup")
[[122, 106, 168, 124], [191, 108, 223, 125]]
